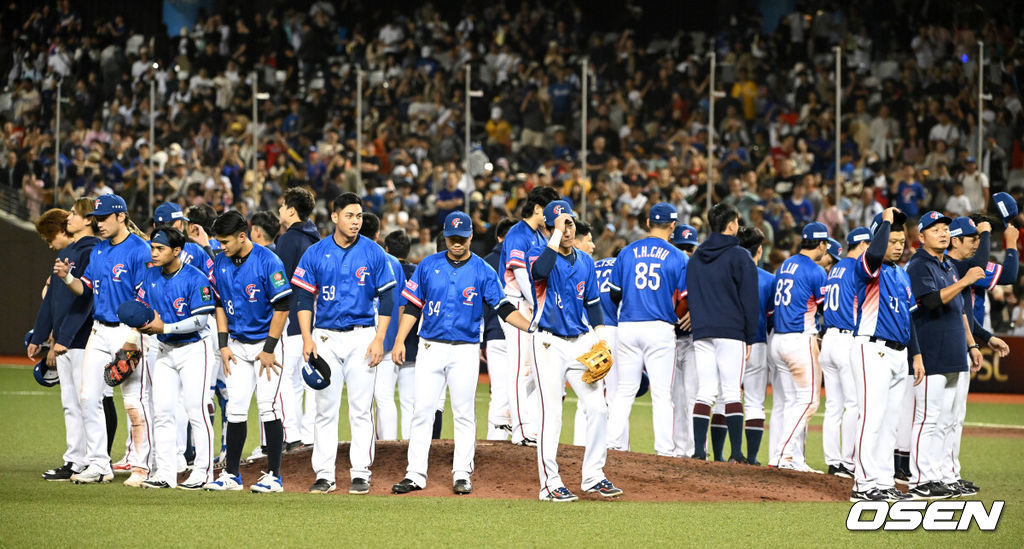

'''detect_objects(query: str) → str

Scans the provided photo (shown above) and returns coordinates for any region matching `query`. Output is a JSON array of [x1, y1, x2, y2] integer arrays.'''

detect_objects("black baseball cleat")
[[828, 464, 854, 479], [392, 478, 422, 494], [498, 425, 513, 434], [958, 479, 980, 495], [514, 437, 537, 447], [883, 488, 911, 501], [584, 479, 623, 498], [285, 441, 306, 453], [349, 478, 370, 495], [908, 481, 953, 500], [944, 482, 963, 497], [309, 478, 336, 494], [42, 463, 76, 481], [893, 470, 910, 486], [727, 456, 746, 465], [746, 459, 762, 466], [141, 480, 171, 489], [453, 480, 472, 495], [850, 489, 888, 502]]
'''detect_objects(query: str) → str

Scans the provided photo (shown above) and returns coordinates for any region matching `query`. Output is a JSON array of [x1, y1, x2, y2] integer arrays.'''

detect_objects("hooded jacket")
[[685, 232, 760, 343], [276, 220, 321, 336]]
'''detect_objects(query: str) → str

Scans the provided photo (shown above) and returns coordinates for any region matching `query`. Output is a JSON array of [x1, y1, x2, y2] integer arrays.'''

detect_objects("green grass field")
[[1, 363, 1022, 547]]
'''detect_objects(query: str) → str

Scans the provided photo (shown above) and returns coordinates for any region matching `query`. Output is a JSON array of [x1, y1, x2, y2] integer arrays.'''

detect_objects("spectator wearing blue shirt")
[[548, 68, 574, 127], [720, 139, 751, 179], [892, 163, 927, 222], [784, 181, 815, 225], [435, 172, 465, 226]]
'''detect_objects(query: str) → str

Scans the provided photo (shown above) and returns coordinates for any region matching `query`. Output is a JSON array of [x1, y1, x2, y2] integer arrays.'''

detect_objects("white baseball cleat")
[[204, 471, 243, 491], [71, 464, 114, 484], [111, 458, 131, 472], [245, 446, 266, 464], [123, 468, 149, 487], [250, 472, 283, 493]]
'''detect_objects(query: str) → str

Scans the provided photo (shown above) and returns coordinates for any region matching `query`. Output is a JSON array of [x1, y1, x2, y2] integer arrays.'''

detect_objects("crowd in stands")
[[2, 1, 1024, 328]]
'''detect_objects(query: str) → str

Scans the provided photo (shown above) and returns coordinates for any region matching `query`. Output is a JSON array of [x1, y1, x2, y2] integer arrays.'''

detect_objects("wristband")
[[968, 344, 980, 351], [263, 336, 279, 354], [547, 229, 563, 248], [62, 272, 75, 285], [217, 332, 229, 349]]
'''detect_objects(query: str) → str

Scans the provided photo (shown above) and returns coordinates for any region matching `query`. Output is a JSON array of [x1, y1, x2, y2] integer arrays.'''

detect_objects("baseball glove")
[[104, 348, 142, 387], [578, 340, 613, 384]]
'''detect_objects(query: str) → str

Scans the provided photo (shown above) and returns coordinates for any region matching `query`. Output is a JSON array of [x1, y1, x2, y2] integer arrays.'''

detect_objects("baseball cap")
[[154, 202, 189, 224], [116, 300, 155, 328], [826, 238, 843, 261], [870, 210, 908, 234], [442, 211, 473, 238], [302, 354, 332, 390], [649, 202, 679, 224], [33, 360, 59, 387], [949, 216, 978, 237], [87, 194, 127, 217], [917, 210, 953, 232], [672, 224, 699, 246], [543, 200, 575, 227], [991, 191, 1018, 223], [846, 226, 872, 246], [800, 222, 830, 241], [965, 156, 976, 164]]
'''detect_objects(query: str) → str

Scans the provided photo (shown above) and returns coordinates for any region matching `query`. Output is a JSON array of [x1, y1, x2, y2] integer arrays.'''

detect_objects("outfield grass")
[[0, 364, 1021, 547]]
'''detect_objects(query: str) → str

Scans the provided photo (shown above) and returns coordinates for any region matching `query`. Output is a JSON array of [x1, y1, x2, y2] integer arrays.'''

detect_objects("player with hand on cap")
[[606, 203, 689, 456], [391, 212, 532, 495], [818, 227, 871, 478], [126, 227, 216, 490]]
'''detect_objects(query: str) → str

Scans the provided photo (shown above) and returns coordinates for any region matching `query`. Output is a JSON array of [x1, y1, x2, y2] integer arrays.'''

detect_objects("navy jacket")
[[906, 248, 970, 375], [685, 232, 760, 344], [276, 220, 321, 336], [401, 261, 420, 363], [31, 236, 100, 349], [482, 243, 505, 344]]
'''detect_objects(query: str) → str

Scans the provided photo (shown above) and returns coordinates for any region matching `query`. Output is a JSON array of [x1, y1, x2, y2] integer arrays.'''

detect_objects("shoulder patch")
[[271, 271, 287, 288], [405, 280, 418, 291], [201, 286, 213, 302], [510, 249, 525, 260], [294, 267, 306, 278]]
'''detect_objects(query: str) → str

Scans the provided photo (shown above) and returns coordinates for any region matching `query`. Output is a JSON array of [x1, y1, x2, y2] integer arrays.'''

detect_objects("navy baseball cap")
[[918, 210, 953, 232], [87, 194, 127, 216], [442, 211, 473, 238], [116, 300, 155, 328], [672, 224, 699, 246], [154, 202, 189, 224], [800, 222, 830, 241], [303, 354, 332, 390], [846, 226, 872, 246], [543, 200, 575, 227], [870, 211, 908, 234], [949, 216, 978, 237], [33, 360, 59, 387], [991, 191, 1018, 222], [826, 238, 843, 261], [649, 202, 679, 223]]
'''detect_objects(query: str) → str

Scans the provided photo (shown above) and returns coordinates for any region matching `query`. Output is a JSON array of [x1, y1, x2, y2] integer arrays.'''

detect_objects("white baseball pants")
[[770, 332, 820, 468], [531, 330, 609, 498], [945, 370, 971, 482], [819, 329, 857, 470], [574, 326, 615, 447], [500, 297, 538, 444], [743, 342, 769, 421], [150, 339, 214, 486], [397, 361, 415, 439], [694, 337, 745, 406], [56, 348, 87, 470], [405, 340, 480, 487], [310, 327, 377, 483], [767, 333, 786, 466], [279, 333, 309, 444], [486, 339, 510, 440], [851, 337, 908, 492], [909, 372, 959, 488], [374, 355, 399, 440], [674, 335, 697, 457], [609, 321, 679, 456]]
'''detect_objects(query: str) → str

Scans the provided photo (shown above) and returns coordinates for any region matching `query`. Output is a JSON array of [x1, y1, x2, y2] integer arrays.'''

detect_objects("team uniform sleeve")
[[30, 279, 55, 345], [608, 250, 624, 292], [373, 250, 398, 296], [264, 254, 293, 303], [814, 267, 827, 304], [189, 272, 216, 315], [290, 251, 318, 293], [80, 251, 96, 292], [400, 262, 426, 309], [505, 234, 528, 270], [481, 263, 509, 310]]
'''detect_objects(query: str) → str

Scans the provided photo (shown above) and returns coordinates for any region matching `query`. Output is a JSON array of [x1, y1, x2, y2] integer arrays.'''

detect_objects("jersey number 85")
[[634, 263, 662, 290]]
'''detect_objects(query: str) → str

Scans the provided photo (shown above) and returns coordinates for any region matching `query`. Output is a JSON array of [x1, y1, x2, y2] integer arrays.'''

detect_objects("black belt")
[[867, 336, 906, 351], [96, 320, 120, 328], [828, 328, 854, 335], [423, 338, 474, 346], [324, 325, 373, 333]]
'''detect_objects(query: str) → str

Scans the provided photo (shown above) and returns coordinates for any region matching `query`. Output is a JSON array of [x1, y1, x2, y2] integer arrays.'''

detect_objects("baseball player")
[[129, 228, 216, 489], [499, 186, 561, 446], [769, 222, 829, 472], [904, 210, 1000, 499], [30, 202, 99, 480], [606, 203, 688, 457], [734, 226, 775, 466], [671, 224, 700, 458], [204, 211, 291, 493], [291, 193, 396, 495], [389, 231, 421, 439], [818, 226, 872, 478], [391, 211, 532, 495], [53, 194, 153, 486], [527, 200, 622, 501], [943, 216, 1016, 494], [570, 220, 605, 446], [848, 208, 924, 503], [483, 218, 518, 440], [275, 188, 321, 448], [686, 203, 759, 462]]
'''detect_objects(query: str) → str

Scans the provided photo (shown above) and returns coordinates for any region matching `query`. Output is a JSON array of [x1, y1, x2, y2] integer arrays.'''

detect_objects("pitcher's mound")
[[239, 441, 851, 502]]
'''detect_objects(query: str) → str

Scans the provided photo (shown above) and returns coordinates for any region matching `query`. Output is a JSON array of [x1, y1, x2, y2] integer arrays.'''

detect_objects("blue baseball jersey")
[[772, 254, 826, 334], [137, 264, 216, 344], [853, 252, 916, 344], [967, 261, 1004, 326], [80, 233, 151, 324], [594, 257, 618, 327], [210, 244, 292, 341], [290, 235, 396, 330], [755, 267, 775, 343], [527, 246, 601, 337], [381, 254, 406, 352], [609, 237, 688, 324], [401, 252, 506, 344], [822, 256, 859, 331], [500, 220, 546, 298], [180, 241, 214, 275]]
